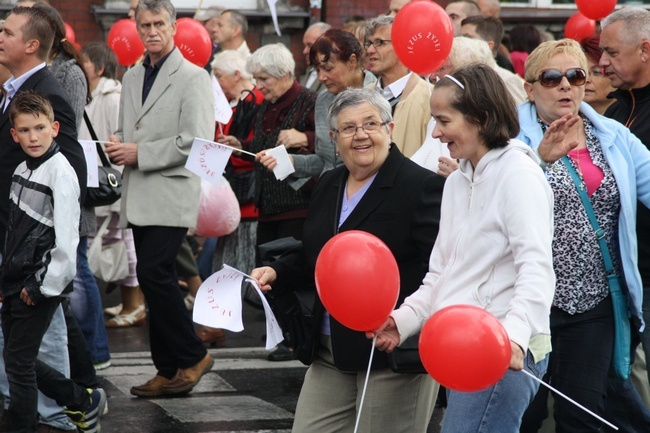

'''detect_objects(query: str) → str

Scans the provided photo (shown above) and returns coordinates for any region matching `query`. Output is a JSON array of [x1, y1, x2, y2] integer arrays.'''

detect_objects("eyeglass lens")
[[539, 68, 586, 87]]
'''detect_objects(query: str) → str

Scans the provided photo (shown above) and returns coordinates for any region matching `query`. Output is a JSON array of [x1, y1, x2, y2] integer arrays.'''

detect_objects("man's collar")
[[3, 62, 47, 105], [143, 47, 175, 69], [377, 72, 412, 99]]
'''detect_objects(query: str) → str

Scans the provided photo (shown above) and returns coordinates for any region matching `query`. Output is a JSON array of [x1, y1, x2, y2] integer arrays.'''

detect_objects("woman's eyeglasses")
[[528, 68, 587, 87], [333, 121, 389, 137]]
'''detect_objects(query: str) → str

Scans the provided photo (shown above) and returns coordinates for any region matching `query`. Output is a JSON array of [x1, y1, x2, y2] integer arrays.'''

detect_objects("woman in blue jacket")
[[517, 39, 650, 432]]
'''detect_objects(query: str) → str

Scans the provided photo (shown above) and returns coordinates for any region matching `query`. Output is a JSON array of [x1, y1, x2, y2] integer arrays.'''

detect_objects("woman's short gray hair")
[[328, 88, 392, 131], [449, 36, 497, 70], [246, 44, 295, 79], [211, 50, 252, 80]]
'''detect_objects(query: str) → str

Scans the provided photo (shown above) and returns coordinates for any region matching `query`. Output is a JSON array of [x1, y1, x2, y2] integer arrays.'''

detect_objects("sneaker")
[[64, 388, 106, 433], [93, 360, 111, 371]]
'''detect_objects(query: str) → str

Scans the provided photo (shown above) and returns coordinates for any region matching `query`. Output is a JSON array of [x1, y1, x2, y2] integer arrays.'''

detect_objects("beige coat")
[[115, 49, 215, 228], [369, 73, 433, 158]]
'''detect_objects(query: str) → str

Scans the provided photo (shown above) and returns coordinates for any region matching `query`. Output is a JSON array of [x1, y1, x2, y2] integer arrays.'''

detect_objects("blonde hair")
[[524, 39, 587, 83]]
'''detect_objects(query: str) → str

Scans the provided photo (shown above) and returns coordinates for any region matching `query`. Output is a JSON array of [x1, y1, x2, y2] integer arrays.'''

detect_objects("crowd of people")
[[0, 0, 649, 432]]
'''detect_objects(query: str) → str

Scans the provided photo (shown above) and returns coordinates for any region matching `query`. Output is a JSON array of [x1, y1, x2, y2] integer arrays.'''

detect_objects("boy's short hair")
[[9, 90, 55, 126]]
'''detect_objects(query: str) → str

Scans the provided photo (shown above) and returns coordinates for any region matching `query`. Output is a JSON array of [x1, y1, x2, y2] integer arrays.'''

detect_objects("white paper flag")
[[212, 74, 233, 124], [194, 265, 285, 350], [185, 138, 233, 186], [79, 140, 99, 188], [193, 266, 245, 332], [267, 0, 282, 36], [265, 144, 295, 181]]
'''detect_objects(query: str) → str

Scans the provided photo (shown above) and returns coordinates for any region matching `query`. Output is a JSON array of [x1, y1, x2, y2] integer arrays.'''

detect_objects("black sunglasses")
[[528, 68, 587, 87]]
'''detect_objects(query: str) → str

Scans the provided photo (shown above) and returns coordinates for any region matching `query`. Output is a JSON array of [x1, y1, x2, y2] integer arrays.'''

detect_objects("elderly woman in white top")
[[372, 64, 555, 433]]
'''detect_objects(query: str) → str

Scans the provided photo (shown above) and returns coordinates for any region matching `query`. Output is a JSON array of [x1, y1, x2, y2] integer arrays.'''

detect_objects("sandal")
[[103, 303, 123, 317], [105, 304, 146, 328]]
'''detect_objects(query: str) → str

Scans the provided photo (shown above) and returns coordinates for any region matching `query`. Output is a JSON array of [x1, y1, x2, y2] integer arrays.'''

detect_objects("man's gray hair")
[[306, 21, 332, 34], [601, 7, 650, 45], [135, 0, 176, 24], [328, 88, 393, 131], [366, 15, 394, 38], [211, 50, 252, 80], [223, 10, 248, 36], [246, 43, 295, 79]]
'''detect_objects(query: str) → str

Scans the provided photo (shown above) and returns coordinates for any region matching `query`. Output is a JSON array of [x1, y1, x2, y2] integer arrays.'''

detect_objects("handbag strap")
[[560, 156, 617, 277], [83, 110, 111, 168]]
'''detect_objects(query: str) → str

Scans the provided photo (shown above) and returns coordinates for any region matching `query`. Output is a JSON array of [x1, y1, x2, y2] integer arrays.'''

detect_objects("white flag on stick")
[[185, 138, 233, 186]]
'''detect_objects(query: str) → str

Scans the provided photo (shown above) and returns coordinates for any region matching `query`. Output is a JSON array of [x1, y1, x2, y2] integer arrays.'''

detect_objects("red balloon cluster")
[[174, 18, 213, 67], [107, 19, 145, 66], [315, 231, 400, 332], [575, 0, 617, 21], [419, 305, 512, 392], [391, 0, 454, 76], [565, 12, 596, 43]]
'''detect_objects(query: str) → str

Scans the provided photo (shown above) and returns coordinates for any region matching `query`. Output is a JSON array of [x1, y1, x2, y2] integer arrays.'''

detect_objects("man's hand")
[[20, 288, 34, 306], [105, 141, 138, 166]]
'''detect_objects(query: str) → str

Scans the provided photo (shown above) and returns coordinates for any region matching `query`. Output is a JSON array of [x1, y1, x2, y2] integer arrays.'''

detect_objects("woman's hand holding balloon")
[[509, 341, 525, 371], [367, 317, 400, 353]]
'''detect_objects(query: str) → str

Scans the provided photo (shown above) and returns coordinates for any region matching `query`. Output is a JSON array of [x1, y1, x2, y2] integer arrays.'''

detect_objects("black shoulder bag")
[[83, 111, 122, 207]]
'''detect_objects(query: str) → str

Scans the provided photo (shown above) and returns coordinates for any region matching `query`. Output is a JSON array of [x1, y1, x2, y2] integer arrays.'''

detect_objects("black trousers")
[[131, 225, 206, 379], [2, 296, 88, 432]]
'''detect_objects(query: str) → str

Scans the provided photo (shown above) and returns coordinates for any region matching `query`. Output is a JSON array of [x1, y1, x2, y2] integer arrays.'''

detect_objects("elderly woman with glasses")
[[516, 39, 650, 432], [251, 87, 445, 433]]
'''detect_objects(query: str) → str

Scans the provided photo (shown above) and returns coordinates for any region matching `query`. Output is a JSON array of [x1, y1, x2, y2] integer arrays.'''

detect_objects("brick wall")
[[53, 0, 106, 46]]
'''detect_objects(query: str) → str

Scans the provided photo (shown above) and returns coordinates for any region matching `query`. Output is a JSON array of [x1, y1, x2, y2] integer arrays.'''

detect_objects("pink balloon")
[[419, 305, 512, 392], [575, 0, 617, 21], [174, 18, 213, 67], [315, 231, 400, 332]]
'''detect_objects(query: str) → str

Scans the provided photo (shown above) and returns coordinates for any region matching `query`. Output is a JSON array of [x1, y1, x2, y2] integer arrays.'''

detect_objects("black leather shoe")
[[267, 345, 296, 362]]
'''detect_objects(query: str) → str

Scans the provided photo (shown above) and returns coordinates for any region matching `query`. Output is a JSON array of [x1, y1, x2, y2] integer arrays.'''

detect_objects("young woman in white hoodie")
[[372, 64, 558, 432]]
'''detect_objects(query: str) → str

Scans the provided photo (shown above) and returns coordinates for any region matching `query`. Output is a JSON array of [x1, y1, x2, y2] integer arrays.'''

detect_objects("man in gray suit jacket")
[[107, 0, 216, 398]]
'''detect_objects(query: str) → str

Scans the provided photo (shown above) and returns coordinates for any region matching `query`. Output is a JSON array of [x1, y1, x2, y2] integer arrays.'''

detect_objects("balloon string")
[[427, 75, 432, 98], [521, 370, 618, 430], [354, 335, 377, 433]]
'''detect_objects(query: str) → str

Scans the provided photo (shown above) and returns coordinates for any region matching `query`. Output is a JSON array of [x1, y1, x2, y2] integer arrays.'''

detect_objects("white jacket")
[[392, 139, 555, 356]]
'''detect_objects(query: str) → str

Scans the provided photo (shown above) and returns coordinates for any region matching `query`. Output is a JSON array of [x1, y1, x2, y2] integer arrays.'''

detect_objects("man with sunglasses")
[[601, 6, 650, 416], [364, 15, 432, 158]]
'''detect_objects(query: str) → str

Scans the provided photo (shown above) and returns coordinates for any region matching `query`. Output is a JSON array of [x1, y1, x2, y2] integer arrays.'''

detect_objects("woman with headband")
[[517, 39, 650, 432], [372, 63, 556, 432]]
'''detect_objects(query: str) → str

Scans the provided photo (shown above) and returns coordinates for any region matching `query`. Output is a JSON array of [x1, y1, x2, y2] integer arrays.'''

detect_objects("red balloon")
[[419, 305, 511, 392], [314, 231, 400, 332], [174, 18, 213, 67], [564, 12, 597, 43], [391, 0, 454, 75], [575, 0, 617, 21], [107, 19, 145, 66], [64, 22, 75, 44]]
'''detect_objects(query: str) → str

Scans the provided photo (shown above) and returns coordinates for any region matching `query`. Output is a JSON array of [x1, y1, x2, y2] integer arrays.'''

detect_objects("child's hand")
[[20, 288, 34, 306]]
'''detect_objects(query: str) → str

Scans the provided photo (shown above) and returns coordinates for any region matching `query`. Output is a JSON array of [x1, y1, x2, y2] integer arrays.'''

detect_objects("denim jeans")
[[0, 303, 76, 431], [69, 237, 110, 364], [442, 351, 548, 433]]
